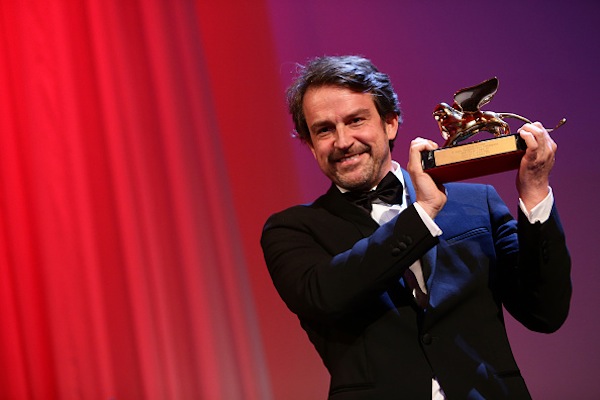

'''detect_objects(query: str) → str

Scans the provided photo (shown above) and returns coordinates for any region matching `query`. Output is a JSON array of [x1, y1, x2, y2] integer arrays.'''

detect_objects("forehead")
[[302, 86, 377, 122]]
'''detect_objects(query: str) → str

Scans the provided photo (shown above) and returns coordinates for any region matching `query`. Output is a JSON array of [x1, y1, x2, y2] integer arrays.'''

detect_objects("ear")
[[384, 113, 399, 141], [308, 141, 317, 159]]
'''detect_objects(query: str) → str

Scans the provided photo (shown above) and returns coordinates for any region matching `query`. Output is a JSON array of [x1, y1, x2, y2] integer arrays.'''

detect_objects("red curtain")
[[0, 1, 300, 398]]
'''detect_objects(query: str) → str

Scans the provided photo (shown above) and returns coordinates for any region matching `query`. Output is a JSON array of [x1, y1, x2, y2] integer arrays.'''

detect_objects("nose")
[[334, 126, 353, 149]]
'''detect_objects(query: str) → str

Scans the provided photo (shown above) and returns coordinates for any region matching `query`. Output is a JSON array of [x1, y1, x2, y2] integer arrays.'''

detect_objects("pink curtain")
[[0, 1, 300, 398]]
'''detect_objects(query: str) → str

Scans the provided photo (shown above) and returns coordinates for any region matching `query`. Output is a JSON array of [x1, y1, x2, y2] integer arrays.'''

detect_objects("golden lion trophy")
[[421, 77, 565, 182]]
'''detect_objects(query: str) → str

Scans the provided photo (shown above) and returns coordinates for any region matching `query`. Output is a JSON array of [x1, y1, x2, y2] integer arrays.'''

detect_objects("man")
[[261, 55, 571, 399]]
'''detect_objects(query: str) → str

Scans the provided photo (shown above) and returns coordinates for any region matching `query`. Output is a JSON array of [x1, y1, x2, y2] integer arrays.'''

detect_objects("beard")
[[328, 144, 389, 192], [333, 162, 376, 191]]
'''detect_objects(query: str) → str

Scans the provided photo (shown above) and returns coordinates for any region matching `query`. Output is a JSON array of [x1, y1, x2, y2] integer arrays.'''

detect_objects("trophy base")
[[421, 134, 526, 183]]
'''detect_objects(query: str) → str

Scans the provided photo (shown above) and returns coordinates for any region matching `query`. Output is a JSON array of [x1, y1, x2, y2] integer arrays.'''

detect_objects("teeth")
[[340, 154, 359, 162]]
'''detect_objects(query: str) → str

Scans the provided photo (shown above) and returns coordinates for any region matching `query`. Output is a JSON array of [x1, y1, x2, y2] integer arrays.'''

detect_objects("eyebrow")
[[309, 108, 372, 132], [309, 120, 331, 133]]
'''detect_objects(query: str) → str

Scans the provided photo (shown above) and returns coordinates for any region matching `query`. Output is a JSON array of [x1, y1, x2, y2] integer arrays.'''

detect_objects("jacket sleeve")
[[491, 186, 572, 333], [261, 204, 438, 320]]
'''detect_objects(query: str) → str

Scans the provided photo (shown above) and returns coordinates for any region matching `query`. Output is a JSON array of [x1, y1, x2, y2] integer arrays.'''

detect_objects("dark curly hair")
[[286, 55, 402, 149]]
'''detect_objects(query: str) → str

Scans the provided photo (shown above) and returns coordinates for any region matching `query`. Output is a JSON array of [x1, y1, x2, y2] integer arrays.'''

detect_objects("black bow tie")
[[343, 171, 404, 212]]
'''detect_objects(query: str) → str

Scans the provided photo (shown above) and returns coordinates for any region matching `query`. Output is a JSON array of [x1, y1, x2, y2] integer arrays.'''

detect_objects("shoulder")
[[443, 182, 505, 205], [444, 181, 492, 196], [263, 193, 338, 230], [440, 182, 509, 222], [260, 193, 367, 257], [262, 187, 331, 223]]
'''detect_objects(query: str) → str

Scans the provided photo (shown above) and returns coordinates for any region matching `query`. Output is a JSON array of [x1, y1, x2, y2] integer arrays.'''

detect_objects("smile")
[[336, 152, 365, 165]]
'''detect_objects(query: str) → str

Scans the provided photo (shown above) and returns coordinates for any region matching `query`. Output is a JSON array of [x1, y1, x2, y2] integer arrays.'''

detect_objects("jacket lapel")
[[317, 184, 379, 237]]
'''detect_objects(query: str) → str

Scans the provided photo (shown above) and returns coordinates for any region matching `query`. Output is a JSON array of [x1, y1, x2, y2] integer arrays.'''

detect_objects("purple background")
[[264, 1, 600, 398]]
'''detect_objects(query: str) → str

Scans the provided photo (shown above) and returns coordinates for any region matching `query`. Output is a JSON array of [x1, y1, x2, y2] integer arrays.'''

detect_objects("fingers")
[[516, 122, 556, 209], [407, 138, 447, 218], [518, 122, 557, 160], [410, 137, 439, 152], [407, 137, 439, 173]]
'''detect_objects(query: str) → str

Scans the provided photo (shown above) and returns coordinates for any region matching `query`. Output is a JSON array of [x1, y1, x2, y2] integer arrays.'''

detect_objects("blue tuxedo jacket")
[[261, 170, 571, 399]]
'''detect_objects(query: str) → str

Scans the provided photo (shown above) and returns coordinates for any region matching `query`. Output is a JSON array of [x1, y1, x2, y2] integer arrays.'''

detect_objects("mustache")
[[329, 144, 371, 162]]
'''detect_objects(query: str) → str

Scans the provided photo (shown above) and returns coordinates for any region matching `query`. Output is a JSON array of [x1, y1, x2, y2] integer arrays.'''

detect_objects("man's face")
[[303, 85, 398, 191]]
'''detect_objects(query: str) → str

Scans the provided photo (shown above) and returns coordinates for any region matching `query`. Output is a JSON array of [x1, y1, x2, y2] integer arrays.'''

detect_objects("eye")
[[349, 117, 364, 126], [317, 125, 334, 134]]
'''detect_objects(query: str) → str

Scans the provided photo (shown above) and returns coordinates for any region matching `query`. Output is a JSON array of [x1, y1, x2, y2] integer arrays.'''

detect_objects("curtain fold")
[[0, 1, 291, 398]]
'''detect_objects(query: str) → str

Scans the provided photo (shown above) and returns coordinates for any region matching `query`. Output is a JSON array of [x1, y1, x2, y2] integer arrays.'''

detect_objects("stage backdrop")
[[1, 1, 598, 399]]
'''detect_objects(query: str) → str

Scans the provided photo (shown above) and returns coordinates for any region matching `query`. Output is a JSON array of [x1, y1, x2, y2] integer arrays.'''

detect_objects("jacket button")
[[542, 243, 549, 263], [391, 248, 402, 257], [421, 333, 432, 345]]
